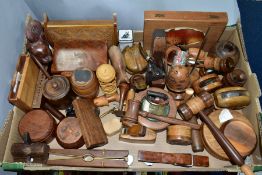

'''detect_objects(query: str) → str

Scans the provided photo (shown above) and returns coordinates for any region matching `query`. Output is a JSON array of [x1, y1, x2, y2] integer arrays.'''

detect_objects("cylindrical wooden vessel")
[[56, 117, 84, 149], [18, 110, 56, 143], [167, 125, 192, 145], [96, 64, 117, 96], [201, 109, 256, 160], [43, 75, 71, 109], [70, 68, 99, 98]]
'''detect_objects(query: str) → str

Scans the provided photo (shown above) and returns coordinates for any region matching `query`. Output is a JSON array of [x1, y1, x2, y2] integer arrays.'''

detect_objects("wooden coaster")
[[201, 109, 255, 160]]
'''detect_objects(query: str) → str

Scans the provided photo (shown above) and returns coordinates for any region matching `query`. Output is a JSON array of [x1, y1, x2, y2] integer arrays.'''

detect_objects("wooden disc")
[[56, 117, 84, 149], [221, 119, 257, 156], [201, 109, 253, 160], [18, 110, 56, 143]]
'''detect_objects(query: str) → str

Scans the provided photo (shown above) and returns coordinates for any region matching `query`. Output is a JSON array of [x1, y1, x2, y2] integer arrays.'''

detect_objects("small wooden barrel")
[[18, 110, 56, 143], [56, 117, 84, 149], [43, 75, 71, 109], [96, 64, 117, 96], [70, 68, 99, 98], [167, 125, 192, 145]]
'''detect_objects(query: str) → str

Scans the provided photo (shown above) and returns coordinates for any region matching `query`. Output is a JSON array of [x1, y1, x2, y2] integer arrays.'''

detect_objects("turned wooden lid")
[[56, 117, 84, 149], [43, 75, 70, 100], [201, 109, 254, 160], [18, 110, 56, 142], [71, 68, 93, 86], [96, 64, 116, 82]]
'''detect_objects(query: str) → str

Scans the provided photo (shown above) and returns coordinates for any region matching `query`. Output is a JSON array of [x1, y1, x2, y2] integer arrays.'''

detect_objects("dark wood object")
[[222, 69, 247, 87], [214, 87, 251, 109], [167, 125, 192, 145], [190, 116, 204, 152], [130, 74, 147, 92], [192, 73, 222, 94], [43, 75, 71, 110], [138, 150, 209, 167], [18, 110, 56, 143], [42, 102, 65, 121], [72, 98, 108, 149], [178, 91, 214, 121], [108, 45, 129, 85], [143, 11, 228, 51], [56, 117, 84, 149], [70, 68, 99, 98], [123, 43, 148, 74], [215, 40, 240, 66]]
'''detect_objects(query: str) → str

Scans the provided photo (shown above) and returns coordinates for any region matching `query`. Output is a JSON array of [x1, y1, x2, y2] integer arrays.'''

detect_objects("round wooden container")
[[18, 110, 56, 143], [201, 109, 256, 160], [70, 68, 99, 98], [56, 117, 84, 149], [166, 66, 191, 93], [96, 64, 117, 96], [43, 75, 71, 109], [167, 125, 192, 145]]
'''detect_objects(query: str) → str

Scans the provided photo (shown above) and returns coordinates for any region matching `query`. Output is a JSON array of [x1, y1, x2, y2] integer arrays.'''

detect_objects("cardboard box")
[[0, 18, 262, 172]]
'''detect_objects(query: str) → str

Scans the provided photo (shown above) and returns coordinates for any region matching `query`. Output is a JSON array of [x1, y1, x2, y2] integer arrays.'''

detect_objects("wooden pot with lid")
[[70, 68, 99, 99], [43, 75, 72, 109], [18, 109, 56, 143]]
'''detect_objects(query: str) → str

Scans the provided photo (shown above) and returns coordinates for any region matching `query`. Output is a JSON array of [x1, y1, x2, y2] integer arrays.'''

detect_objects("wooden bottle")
[[167, 125, 192, 145], [70, 68, 99, 98], [166, 66, 191, 92], [96, 64, 117, 96], [123, 43, 148, 74], [43, 75, 72, 109], [18, 110, 56, 143], [72, 98, 108, 149], [222, 69, 247, 87], [108, 45, 129, 85], [56, 117, 84, 149], [178, 91, 214, 121]]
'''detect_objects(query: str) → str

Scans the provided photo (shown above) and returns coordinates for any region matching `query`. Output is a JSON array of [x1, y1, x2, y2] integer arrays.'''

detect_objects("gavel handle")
[[42, 102, 65, 121], [198, 111, 254, 175], [30, 54, 52, 80], [139, 111, 200, 130]]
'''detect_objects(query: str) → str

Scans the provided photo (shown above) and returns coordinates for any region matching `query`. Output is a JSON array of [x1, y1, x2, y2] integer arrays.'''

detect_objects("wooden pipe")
[[108, 45, 129, 85], [122, 100, 200, 130], [42, 102, 65, 121], [118, 83, 130, 111], [198, 111, 254, 175], [93, 93, 120, 107]]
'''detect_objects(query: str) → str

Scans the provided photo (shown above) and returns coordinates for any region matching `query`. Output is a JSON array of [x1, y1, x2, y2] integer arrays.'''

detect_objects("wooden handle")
[[190, 116, 204, 152], [118, 83, 130, 111], [198, 111, 244, 166], [30, 54, 52, 80], [125, 89, 135, 111], [42, 102, 65, 121], [93, 93, 120, 107], [241, 165, 255, 175], [140, 111, 200, 130]]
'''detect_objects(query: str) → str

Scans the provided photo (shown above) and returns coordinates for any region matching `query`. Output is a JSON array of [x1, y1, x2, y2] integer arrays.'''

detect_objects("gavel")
[[178, 92, 254, 175], [122, 100, 200, 130]]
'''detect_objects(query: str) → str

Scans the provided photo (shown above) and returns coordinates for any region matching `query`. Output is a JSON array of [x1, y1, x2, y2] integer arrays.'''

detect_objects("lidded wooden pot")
[[18, 110, 56, 143], [96, 64, 117, 96], [43, 75, 71, 109], [70, 68, 99, 98]]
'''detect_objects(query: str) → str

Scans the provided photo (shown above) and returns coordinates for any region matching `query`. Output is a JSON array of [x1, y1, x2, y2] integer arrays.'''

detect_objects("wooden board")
[[8, 55, 40, 112], [44, 15, 117, 47], [143, 11, 228, 51]]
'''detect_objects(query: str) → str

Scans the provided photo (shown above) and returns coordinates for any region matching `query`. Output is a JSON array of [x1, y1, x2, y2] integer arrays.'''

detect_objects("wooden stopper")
[[56, 117, 84, 149], [18, 110, 56, 143], [167, 125, 192, 145], [70, 68, 99, 98], [43, 75, 71, 109], [96, 64, 117, 96], [178, 91, 214, 121]]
